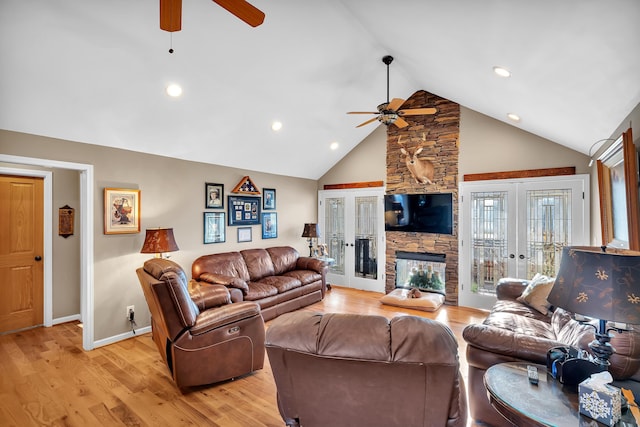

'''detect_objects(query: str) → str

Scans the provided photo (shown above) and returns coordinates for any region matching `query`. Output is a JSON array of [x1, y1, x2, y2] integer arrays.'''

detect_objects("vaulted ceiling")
[[1, 1, 639, 180]]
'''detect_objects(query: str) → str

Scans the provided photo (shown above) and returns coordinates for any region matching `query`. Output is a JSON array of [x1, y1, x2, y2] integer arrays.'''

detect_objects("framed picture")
[[263, 188, 276, 210], [104, 188, 140, 234], [262, 212, 277, 239], [597, 128, 640, 250], [228, 195, 261, 225], [237, 227, 252, 243], [205, 183, 224, 209], [203, 212, 225, 244]]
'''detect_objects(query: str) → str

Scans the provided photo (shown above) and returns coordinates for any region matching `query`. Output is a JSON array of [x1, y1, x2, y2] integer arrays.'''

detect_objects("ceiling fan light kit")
[[348, 55, 437, 128]]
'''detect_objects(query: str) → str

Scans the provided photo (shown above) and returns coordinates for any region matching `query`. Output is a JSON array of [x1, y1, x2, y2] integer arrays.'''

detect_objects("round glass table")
[[484, 362, 637, 427]]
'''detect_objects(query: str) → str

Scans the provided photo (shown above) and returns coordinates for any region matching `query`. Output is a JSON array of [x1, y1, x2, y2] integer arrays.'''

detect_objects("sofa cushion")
[[282, 269, 322, 286], [244, 281, 279, 301], [267, 246, 299, 274], [482, 309, 556, 339], [490, 300, 551, 322], [241, 249, 275, 280], [258, 275, 301, 294], [192, 251, 250, 282], [516, 273, 554, 315]]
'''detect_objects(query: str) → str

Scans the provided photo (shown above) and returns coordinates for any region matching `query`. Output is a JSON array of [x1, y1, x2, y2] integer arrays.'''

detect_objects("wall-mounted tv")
[[384, 193, 453, 235]]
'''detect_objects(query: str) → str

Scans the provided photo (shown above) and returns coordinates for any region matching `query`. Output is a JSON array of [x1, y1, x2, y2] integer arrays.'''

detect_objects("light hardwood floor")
[[0, 287, 489, 426]]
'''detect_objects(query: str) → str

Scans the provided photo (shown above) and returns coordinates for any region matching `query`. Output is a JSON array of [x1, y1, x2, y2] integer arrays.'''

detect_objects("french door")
[[318, 188, 385, 292], [459, 175, 589, 310]]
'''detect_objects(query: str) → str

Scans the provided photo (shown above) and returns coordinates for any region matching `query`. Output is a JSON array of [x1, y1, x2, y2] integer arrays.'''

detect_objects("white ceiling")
[[1, 1, 639, 180]]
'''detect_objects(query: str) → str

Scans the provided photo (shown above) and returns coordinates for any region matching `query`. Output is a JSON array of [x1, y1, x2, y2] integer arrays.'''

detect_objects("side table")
[[314, 256, 335, 290], [484, 362, 638, 427]]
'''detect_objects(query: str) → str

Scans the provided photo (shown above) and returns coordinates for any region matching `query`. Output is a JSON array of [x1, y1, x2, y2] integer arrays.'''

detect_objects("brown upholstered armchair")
[[266, 311, 468, 427], [136, 258, 265, 388]]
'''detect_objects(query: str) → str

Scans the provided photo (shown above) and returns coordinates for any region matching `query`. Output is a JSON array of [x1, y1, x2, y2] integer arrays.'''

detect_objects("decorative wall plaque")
[[58, 205, 74, 238]]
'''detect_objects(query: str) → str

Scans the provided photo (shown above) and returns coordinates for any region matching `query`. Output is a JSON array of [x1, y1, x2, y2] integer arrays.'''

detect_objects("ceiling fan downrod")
[[382, 55, 393, 104]]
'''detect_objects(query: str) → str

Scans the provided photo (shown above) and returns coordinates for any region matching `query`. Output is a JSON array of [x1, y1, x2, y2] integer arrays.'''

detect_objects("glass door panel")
[[470, 191, 509, 296], [324, 196, 345, 276], [525, 188, 572, 277], [351, 195, 379, 290]]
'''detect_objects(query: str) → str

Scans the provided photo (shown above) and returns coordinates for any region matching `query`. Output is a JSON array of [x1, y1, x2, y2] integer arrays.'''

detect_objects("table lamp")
[[547, 246, 640, 369], [140, 227, 179, 258], [301, 223, 319, 257]]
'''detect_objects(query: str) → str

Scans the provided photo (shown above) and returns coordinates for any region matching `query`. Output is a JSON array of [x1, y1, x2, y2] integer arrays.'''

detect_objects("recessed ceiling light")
[[330, 142, 339, 150], [166, 84, 183, 97], [493, 66, 511, 78], [507, 113, 521, 122], [271, 121, 283, 131]]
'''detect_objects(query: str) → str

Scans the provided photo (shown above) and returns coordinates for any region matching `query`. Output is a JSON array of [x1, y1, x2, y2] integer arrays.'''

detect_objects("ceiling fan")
[[160, 0, 265, 32], [348, 56, 436, 128]]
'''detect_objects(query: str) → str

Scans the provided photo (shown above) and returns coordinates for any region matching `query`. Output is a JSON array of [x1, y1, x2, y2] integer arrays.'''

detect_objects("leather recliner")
[[136, 258, 265, 388], [265, 311, 468, 427]]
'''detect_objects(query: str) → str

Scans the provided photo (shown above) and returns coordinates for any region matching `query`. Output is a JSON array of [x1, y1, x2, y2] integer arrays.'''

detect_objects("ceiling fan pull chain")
[[168, 33, 174, 54]]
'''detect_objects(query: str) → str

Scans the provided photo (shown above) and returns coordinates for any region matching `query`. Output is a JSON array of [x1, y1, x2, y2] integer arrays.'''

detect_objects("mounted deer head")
[[398, 134, 435, 185]]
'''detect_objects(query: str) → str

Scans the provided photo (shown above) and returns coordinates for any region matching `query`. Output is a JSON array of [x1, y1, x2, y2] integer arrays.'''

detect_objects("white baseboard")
[[52, 314, 81, 325], [93, 326, 152, 349]]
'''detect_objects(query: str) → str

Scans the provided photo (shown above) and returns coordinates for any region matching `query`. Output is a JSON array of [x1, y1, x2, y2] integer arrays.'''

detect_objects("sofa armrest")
[[189, 281, 231, 310], [296, 257, 328, 274], [463, 323, 563, 364], [495, 278, 529, 301], [198, 272, 249, 294], [190, 301, 262, 336]]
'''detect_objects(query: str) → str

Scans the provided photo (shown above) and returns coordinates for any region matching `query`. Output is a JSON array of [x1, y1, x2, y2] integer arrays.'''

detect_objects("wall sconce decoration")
[[58, 205, 74, 238]]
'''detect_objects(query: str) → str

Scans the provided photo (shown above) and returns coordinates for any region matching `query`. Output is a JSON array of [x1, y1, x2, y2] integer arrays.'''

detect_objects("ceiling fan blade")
[[213, 0, 265, 27], [398, 108, 437, 116], [356, 117, 381, 128], [347, 111, 379, 115], [160, 0, 182, 32], [386, 98, 405, 111], [394, 117, 409, 128]]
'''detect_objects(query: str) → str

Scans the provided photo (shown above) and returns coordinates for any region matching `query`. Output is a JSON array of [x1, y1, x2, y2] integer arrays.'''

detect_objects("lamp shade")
[[140, 228, 179, 254], [301, 223, 319, 238], [547, 246, 640, 325]]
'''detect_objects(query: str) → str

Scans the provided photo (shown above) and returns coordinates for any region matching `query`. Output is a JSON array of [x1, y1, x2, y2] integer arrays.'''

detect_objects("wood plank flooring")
[[0, 287, 489, 426]]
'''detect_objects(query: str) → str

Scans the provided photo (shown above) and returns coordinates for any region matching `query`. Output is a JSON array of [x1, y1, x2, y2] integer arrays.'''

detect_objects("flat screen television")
[[384, 193, 453, 235]]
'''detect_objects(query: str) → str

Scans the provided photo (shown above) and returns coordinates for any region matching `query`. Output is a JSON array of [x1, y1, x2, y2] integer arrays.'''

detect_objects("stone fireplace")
[[385, 90, 460, 304]]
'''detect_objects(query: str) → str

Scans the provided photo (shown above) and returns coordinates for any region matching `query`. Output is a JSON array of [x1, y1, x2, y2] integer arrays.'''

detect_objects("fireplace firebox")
[[395, 251, 446, 295]]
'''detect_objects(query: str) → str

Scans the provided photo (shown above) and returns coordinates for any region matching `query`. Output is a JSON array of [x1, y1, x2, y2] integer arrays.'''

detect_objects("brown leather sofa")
[[463, 278, 640, 427], [192, 246, 327, 321], [136, 258, 265, 388], [265, 311, 468, 427]]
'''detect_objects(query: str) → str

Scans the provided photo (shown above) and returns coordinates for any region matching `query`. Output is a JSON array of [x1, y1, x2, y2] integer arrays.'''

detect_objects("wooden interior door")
[[0, 175, 44, 333]]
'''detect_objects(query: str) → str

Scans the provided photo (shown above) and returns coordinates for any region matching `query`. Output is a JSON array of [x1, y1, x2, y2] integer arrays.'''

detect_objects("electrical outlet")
[[126, 305, 135, 319]]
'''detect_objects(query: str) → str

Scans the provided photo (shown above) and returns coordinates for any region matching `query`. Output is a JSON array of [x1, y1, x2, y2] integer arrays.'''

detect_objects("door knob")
[[519, 254, 525, 259], [35, 256, 42, 261], [509, 254, 515, 259]]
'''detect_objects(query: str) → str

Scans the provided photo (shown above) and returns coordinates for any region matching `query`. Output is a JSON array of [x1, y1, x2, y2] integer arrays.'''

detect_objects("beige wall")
[[317, 125, 387, 188], [459, 108, 590, 176], [1, 130, 317, 342], [320, 106, 591, 185]]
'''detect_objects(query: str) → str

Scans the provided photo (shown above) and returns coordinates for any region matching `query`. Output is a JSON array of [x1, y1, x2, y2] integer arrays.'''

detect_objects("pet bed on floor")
[[380, 288, 444, 312]]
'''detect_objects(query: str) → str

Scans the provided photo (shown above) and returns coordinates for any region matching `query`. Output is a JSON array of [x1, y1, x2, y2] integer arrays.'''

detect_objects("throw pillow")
[[517, 273, 555, 315]]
